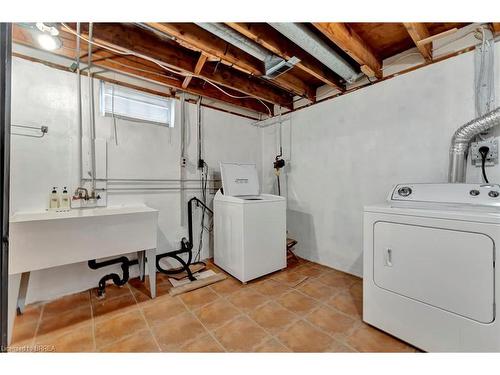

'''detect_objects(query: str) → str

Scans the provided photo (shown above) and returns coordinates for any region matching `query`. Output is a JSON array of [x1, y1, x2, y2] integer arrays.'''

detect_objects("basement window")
[[99, 81, 174, 127]]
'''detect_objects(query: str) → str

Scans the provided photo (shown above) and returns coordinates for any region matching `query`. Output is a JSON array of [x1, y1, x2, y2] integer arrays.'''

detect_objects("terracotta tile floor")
[[9, 258, 419, 353]]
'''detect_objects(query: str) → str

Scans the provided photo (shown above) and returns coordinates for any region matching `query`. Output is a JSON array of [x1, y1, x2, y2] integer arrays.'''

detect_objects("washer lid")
[[220, 162, 260, 197]]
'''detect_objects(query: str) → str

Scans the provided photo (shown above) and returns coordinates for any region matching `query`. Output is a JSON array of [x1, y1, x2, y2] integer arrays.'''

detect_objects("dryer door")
[[373, 222, 495, 323]]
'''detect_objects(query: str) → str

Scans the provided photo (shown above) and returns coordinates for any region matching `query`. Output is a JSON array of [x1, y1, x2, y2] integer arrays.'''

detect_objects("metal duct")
[[269, 23, 361, 83], [195, 23, 298, 78], [448, 107, 500, 183]]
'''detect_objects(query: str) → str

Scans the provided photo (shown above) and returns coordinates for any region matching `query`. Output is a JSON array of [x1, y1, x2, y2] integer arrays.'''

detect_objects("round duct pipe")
[[448, 107, 500, 183]]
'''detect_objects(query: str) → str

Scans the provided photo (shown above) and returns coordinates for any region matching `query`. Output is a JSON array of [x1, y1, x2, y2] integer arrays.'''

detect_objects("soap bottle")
[[49, 187, 59, 209], [60, 186, 70, 209]]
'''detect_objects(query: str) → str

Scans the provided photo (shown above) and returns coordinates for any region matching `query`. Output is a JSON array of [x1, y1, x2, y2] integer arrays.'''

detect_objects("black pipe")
[[89, 196, 215, 294], [88, 257, 138, 298], [157, 197, 213, 282]]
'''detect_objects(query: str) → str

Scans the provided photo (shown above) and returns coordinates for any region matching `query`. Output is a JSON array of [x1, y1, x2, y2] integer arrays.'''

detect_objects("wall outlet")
[[471, 139, 498, 167], [180, 157, 187, 167]]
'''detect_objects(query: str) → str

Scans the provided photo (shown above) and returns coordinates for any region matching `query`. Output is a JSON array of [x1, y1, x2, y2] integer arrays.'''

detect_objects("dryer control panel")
[[388, 183, 500, 210]]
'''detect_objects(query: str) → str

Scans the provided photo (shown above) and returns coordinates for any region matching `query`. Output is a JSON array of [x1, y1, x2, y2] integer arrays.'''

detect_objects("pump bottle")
[[49, 187, 60, 209]]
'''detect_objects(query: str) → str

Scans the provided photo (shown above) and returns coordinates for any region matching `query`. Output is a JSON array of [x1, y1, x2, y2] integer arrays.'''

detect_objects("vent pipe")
[[195, 23, 299, 79], [448, 107, 500, 183], [269, 23, 361, 83]]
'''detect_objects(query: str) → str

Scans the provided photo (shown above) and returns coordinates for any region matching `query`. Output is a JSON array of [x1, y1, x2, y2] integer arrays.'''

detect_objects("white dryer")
[[214, 162, 286, 283], [364, 183, 500, 352]]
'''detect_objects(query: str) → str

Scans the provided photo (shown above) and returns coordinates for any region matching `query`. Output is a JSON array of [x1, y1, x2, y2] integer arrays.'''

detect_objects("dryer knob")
[[470, 189, 480, 196], [398, 187, 412, 197], [488, 190, 499, 198]]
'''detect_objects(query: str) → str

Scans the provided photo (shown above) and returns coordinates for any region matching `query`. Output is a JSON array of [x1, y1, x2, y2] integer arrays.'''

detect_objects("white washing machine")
[[364, 183, 500, 352], [214, 162, 286, 283]]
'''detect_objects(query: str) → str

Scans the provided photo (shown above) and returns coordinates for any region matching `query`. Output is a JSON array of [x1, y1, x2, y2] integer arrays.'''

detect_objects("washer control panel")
[[389, 183, 500, 209]]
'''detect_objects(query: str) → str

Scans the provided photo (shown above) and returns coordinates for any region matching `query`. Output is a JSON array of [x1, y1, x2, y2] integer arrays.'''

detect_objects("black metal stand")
[[156, 197, 213, 281]]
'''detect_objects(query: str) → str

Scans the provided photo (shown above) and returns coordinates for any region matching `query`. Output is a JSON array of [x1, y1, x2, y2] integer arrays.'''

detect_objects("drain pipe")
[[448, 107, 500, 182]]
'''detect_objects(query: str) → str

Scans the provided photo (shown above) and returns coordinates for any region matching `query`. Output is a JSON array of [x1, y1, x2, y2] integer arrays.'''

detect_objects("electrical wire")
[[195, 161, 212, 263], [479, 146, 490, 184], [60, 23, 273, 116]]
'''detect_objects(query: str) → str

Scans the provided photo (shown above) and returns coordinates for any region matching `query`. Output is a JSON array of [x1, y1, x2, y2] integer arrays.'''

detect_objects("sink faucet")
[[74, 187, 89, 200]]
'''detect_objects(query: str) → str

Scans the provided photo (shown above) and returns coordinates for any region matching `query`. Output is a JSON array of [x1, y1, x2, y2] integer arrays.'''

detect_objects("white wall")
[[10, 57, 260, 303], [261, 43, 500, 277]]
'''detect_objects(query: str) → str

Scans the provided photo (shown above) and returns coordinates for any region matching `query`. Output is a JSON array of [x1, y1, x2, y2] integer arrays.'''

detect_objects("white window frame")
[[99, 81, 174, 127]]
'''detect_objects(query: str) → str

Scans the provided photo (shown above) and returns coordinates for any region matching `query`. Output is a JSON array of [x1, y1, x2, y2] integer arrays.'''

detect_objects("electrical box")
[[471, 140, 498, 167]]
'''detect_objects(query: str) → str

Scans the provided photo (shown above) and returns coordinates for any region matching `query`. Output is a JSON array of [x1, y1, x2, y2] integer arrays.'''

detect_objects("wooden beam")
[[70, 23, 293, 109], [403, 23, 433, 62], [492, 23, 500, 35], [226, 22, 345, 91], [182, 53, 207, 88], [145, 22, 316, 100], [12, 25, 274, 115], [313, 23, 382, 79]]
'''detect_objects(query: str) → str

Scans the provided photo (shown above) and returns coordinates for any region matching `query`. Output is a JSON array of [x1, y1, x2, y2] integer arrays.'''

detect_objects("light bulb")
[[37, 33, 61, 51]]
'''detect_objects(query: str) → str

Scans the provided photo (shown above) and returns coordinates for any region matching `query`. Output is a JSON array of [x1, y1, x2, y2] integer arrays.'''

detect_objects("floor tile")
[[35, 323, 94, 352], [317, 270, 358, 292], [347, 324, 415, 352], [11, 321, 37, 345], [95, 309, 149, 348], [91, 284, 132, 301], [248, 301, 298, 335], [209, 277, 242, 296], [43, 291, 90, 319], [227, 289, 269, 312], [272, 270, 309, 286], [349, 279, 363, 300], [99, 329, 160, 352], [152, 312, 207, 351], [13, 303, 42, 327], [193, 299, 241, 330], [276, 290, 318, 315], [37, 305, 92, 336], [141, 296, 187, 327], [296, 279, 338, 300], [180, 334, 225, 352], [129, 276, 172, 301], [327, 291, 362, 318], [250, 279, 291, 297], [213, 316, 270, 352], [253, 338, 289, 352], [179, 287, 220, 310], [277, 320, 334, 352], [92, 293, 138, 321], [306, 305, 357, 338], [296, 265, 325, 279]]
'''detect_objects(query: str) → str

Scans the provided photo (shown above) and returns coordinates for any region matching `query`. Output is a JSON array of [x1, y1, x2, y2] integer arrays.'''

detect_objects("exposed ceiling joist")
[[225, 22, 345, 91], [182, 53, 207, 88], [12, 25, 274, 115], [145, 22, 315, 100], [313, 23, 382, 79], [71, 23, 293, 109], [403, 23, 433, 62]]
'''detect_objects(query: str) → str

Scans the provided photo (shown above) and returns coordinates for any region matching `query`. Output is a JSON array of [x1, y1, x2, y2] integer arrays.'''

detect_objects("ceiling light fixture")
[[34, 22, 62, 51]]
